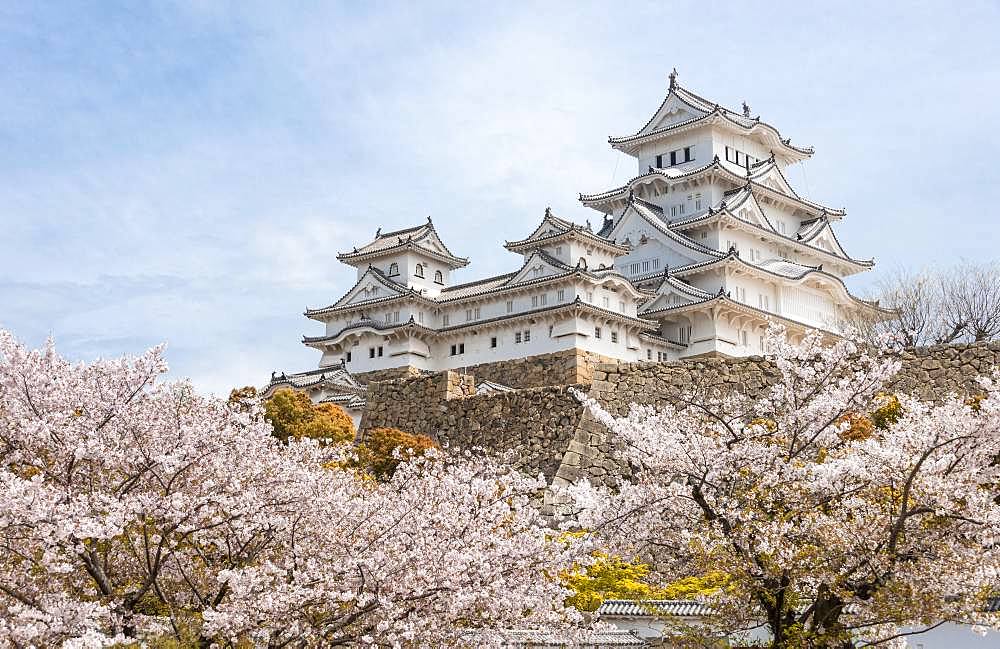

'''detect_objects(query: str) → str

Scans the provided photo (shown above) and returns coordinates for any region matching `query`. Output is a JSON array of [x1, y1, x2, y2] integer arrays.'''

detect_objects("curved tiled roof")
[[580, 158, 844, 219], [669, 193, 873, 270], [305, 266, 428, 319], [608, 80, 814, 159], [597, 599, 714, 618], [608, 195, 725, 262], [337, 218, 469, 268]]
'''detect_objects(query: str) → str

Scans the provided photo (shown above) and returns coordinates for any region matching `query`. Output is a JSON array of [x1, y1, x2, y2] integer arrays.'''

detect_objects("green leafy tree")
[[264, 388, 355, 443], [563, 554, 667, 612]]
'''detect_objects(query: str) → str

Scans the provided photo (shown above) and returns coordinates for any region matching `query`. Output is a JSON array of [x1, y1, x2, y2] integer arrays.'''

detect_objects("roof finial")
[[426, 215, 433, 224], [742, 101, 751, 118], [668, 67, 678, 90], [375, 227, 381, 237], [544, 206, 552, 218]]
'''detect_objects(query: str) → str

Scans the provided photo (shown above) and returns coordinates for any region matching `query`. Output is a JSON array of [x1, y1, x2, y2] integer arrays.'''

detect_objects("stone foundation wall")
[[357, 342, 1000, 511], [588, 342, 1000, 416], [356, 349, 618, 388], [360, 371, 586, 480], [459, 349, 617, 389], [354, 366, 426, 384]]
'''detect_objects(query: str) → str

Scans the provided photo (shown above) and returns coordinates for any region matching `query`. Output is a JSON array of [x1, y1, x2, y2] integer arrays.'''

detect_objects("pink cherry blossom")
[[0, 331, 587, 647], [570, 327, 1000, 648]]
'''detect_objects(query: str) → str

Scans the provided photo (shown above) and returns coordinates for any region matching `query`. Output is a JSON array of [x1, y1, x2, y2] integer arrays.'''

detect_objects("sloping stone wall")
[[360, 371, 586, 480], [545, 342, 1000, 508], [357, 342, 1000, 511]]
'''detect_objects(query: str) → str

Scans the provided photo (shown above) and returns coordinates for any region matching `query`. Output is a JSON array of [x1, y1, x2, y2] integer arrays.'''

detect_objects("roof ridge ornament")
[[742, 101, 751, 118], [375, 227, 381, 237], [545, 206, 552, 218], [668, 67, 678, 90]]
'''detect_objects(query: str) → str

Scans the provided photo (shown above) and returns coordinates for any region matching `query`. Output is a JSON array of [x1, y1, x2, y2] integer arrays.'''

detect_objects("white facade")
[[283, 71, 883, 380]]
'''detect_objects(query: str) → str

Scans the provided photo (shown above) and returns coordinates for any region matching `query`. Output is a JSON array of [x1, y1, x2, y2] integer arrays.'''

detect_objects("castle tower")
[[580, 69, 886, 357]]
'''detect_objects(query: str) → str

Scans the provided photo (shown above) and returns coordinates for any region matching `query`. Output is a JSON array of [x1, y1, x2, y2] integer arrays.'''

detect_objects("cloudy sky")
[[2, 1, 998, 395]]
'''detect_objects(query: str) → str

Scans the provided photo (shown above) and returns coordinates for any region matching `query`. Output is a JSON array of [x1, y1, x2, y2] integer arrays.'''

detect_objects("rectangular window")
[[758, 294, 770, 310], [555, 246, 563, 255], [466, 309, 473, 321], [346, 351, 352, 363], [450, 344, 457, 355], [602, 296, 610, 308], [515, 332, 522, 344], [587, 292, 594, 303], [684, 146, 692, 162], [655, 154, 663, 168], [523, 330, 530, 342], [741, 331, 749, 346], [377, 346, 383, 357], [678, 204, 685, 215], [531, 296, 539, 308], [671, 206, 677, 217], [418, 312, 424, 324], [442, 314, 450, 326], [490, 336, 497, 348], [701, 231, 708, 239], [506, 300, 514, 313], [557, 289, 565, 302], [393, 311, 400, 323], [619, 300, 626, 312], [369, 347, 375, 359], [475, 307, 480, 319], [540, 294, 547, 306], [459, 343, 465, 354], [594, 327, 602, 339], [611, 331, 619, 343], [652, 258, 660, 270], [670, 150, 677, 166], [647, 349, 652, 360]]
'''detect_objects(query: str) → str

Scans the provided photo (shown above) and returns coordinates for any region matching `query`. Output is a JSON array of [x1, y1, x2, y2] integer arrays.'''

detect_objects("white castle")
[[267, 71, 883, 402]]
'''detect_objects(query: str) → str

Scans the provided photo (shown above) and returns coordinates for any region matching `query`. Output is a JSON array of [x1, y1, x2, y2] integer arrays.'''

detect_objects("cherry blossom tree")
[[571, 328, 1000, 648], [0, 331, 586, 647]]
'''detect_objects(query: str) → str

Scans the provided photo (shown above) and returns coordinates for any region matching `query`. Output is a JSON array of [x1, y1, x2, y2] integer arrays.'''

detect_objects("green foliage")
[[563, 553, 666, 612], [660, 571, 731, 599], [355, 426, 438, 480], [871, 393, 903, 429], [264, 388, 355, 444]]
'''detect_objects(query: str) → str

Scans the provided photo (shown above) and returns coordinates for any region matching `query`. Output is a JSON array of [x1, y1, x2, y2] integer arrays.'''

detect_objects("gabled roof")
[[604, 194, 724, 262], [504, 207, 628, 255], [337, 217, 469, 268], [304, 266, 432, 320], [580, 157, 844, 219], [669, 189, 874, 272], [638, 271, 714, 314], [608, 72, 813, 163], [669, 251, 888, 315], [262, 365, 365, 404]]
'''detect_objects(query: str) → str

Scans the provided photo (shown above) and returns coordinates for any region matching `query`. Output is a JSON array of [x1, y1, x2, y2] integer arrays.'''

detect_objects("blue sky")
[[2, 1, 998, 395]]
